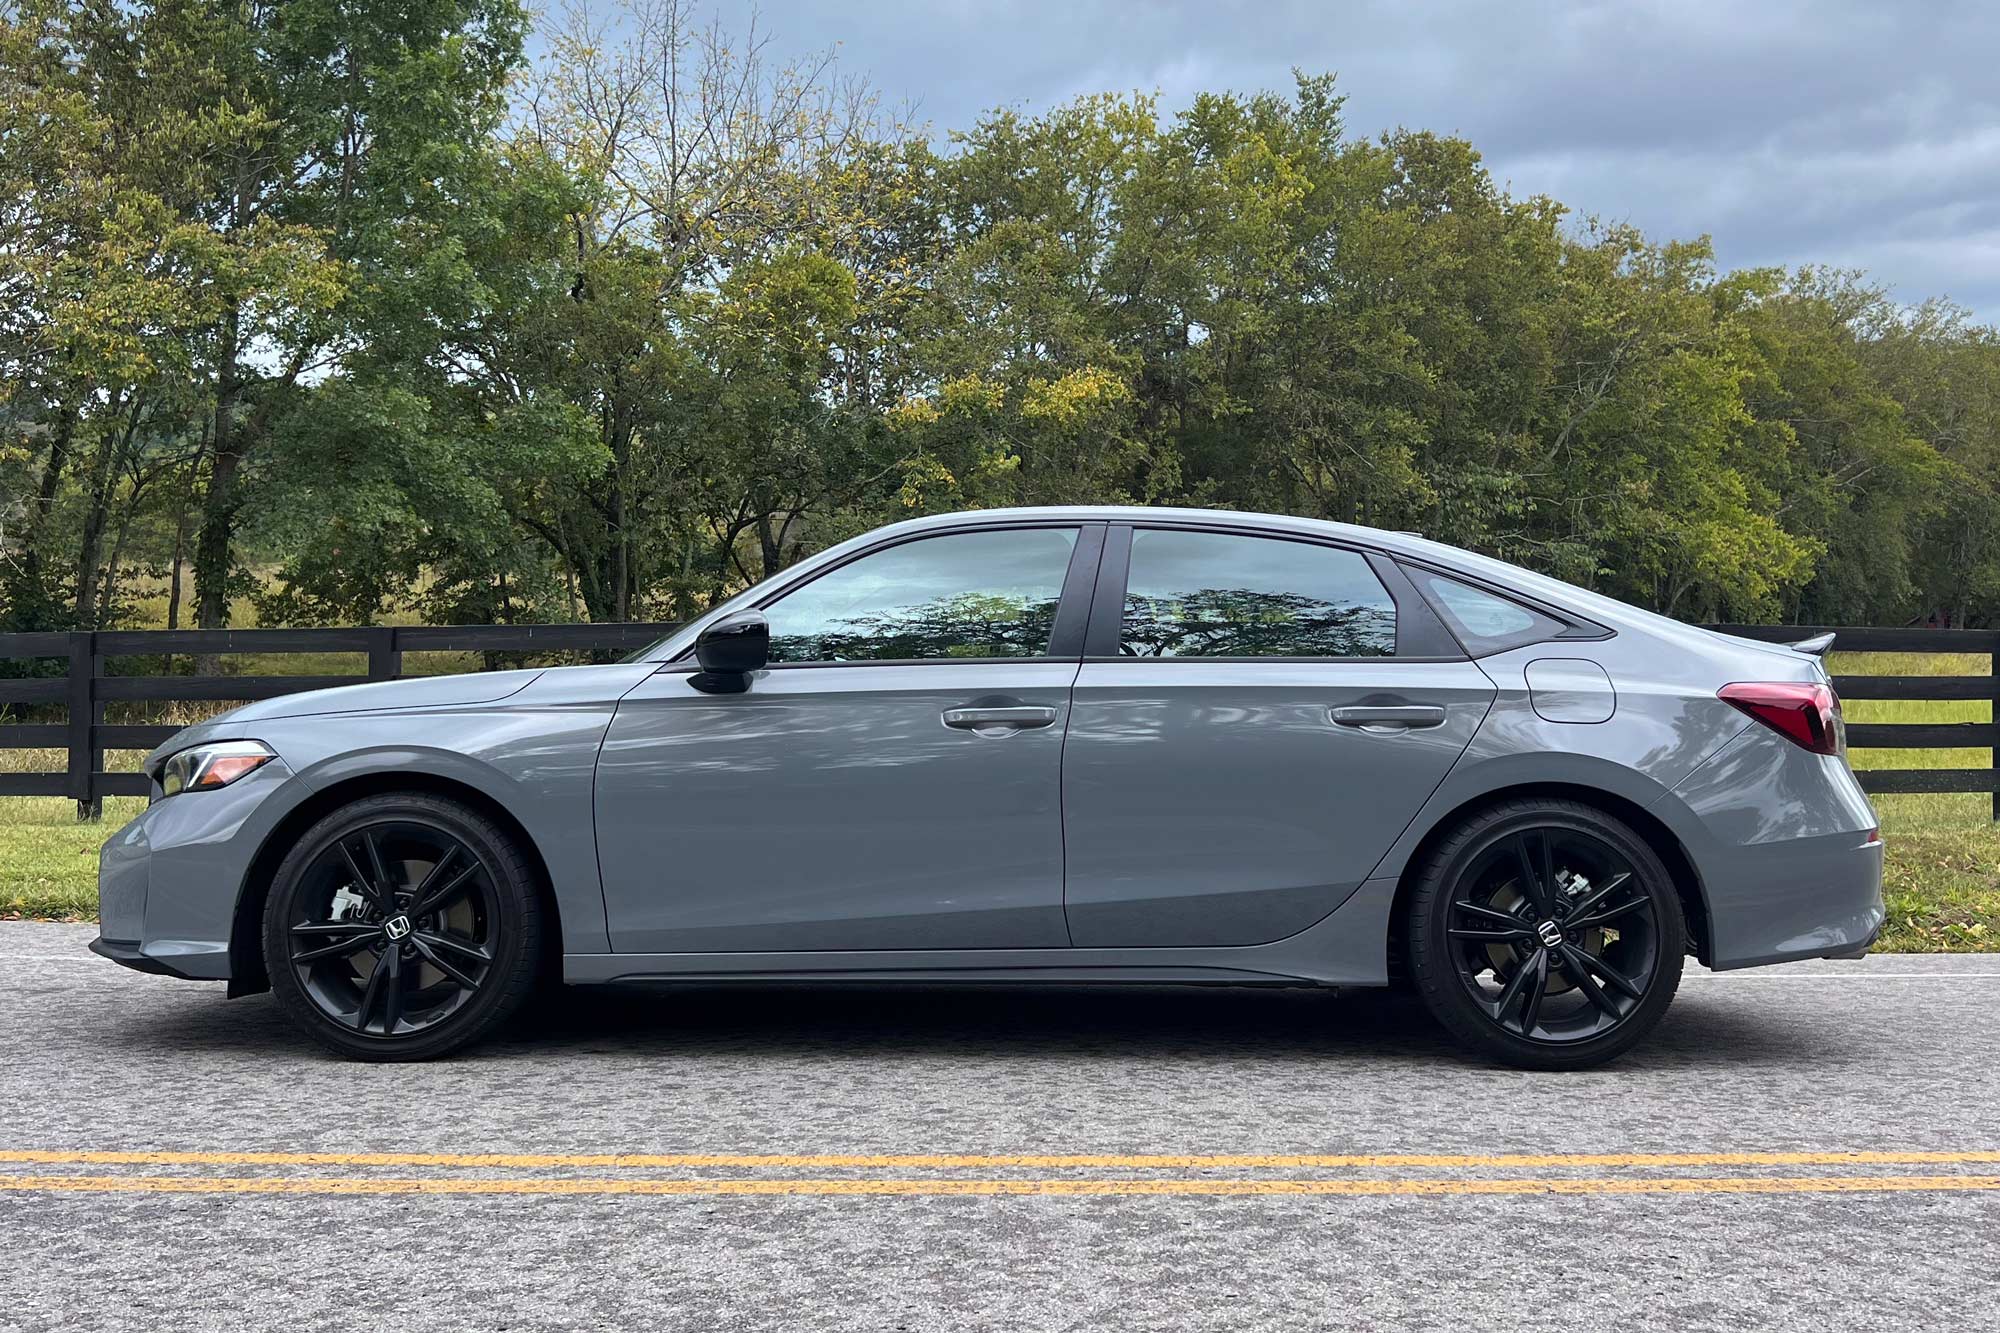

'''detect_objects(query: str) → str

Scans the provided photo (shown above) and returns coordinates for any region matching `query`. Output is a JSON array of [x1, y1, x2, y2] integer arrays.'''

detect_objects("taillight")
[[1718, 681, 1842, 756]]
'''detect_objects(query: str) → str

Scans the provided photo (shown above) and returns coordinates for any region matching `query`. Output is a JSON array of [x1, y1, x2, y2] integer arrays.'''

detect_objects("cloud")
[[617, 0, 2000, 318]]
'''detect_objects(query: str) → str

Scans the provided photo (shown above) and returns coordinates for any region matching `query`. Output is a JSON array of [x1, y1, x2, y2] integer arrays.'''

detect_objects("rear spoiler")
[[1789, 631, 1836, 658]]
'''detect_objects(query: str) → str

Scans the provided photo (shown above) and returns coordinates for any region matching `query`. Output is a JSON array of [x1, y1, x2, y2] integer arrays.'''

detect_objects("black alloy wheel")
[[1407, 799, 1685, 1070], [263, 793, 543, 1061]]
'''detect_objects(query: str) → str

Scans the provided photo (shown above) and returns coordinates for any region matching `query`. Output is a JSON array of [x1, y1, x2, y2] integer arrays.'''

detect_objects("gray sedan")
[[94, 506, 1884, 1068]]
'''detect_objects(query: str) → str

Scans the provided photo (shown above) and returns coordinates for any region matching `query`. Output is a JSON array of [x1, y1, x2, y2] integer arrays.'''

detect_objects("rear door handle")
[[1331, 705, 1448, 730], [942, 706, 1060, 731]]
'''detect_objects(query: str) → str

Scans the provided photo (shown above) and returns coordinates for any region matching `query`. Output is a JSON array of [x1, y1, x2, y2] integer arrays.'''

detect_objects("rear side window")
[[1119, 529, 1396, 658], [1408, 568, 1565, 656]]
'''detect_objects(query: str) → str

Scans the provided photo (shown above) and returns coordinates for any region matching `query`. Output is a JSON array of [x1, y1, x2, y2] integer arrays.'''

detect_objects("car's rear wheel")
[[261, 792, 543, 1061], [1407, 798, 1684, 1070]]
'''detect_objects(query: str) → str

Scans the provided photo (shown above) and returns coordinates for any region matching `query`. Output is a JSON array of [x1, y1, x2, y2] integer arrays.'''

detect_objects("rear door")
[[1060, 524, 1495, 947]]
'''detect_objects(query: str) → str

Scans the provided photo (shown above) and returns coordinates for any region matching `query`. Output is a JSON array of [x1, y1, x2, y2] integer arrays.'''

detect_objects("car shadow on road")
[[510, 983, 1450, 1062], [103, 978, 1826, 1071], [510, 982, 1821, 1069]]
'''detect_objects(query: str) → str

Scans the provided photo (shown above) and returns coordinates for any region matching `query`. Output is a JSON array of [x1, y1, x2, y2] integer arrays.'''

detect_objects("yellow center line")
[[5, 1148, 2000, 1171], [4, 1173, 2000, 1198]]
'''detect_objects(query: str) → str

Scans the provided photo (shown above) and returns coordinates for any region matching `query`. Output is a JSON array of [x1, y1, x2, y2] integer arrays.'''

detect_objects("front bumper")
[[93, 758, 300, 983], [88, 935, 194, 978]]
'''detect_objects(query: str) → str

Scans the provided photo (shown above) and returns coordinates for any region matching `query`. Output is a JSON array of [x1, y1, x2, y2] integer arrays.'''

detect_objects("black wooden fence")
[[0, 623, 674, 815], [1701, 623, 2000, 815], [1, 621, 1995, 817]]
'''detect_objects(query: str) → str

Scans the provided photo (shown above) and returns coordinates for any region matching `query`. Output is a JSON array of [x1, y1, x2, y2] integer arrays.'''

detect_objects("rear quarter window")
[[1406, 567, 1569, 657]]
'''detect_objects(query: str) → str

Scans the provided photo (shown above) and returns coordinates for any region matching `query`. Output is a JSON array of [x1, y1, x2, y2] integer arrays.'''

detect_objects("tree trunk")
[[193, 447, 240, 628], [73, 398, 138, 628], [606, 397, 633, 622], [11, 403, 77, 616], [755, 512, 782, 581], [96, 491, 141, 627], [610, 480, 628, 621], [194, 310, 245, 643], [577, 547, 622, 623], [166, 485, 190, 632]]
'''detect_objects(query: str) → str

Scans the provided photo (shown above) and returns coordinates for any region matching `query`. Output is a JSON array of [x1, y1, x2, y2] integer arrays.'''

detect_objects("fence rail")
[[0, 622, 675, 813], [2, 620, 1995, 816], [1698, 623, 2000, 812]]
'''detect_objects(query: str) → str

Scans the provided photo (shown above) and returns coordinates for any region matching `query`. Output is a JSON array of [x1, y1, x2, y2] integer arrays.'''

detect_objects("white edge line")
[[1684, 973, 2000, 981]]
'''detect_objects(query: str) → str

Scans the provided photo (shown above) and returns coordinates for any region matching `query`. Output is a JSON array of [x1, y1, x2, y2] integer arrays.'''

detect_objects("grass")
[[1835, 649, 2000, 952], [0, 795, 146, 921], [5, 648, 2000, 951]]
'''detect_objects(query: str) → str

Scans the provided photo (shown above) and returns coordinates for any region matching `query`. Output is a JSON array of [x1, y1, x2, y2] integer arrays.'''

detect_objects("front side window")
[[763, 527, 1079, 663], [1119, 529, 1397, 658]]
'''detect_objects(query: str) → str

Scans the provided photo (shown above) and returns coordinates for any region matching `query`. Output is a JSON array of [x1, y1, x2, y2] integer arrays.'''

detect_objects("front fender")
[[293, 744, 532, 802], [255, 701, 627, 955]]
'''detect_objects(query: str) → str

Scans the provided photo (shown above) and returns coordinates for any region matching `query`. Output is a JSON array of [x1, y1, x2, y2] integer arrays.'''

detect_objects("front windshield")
[[620, 636, 676, 663]]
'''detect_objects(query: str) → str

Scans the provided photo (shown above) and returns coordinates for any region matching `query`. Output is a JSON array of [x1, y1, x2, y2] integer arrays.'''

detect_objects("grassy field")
[[1837, 650, 2000, 951], [4, 648, 1999, 950]]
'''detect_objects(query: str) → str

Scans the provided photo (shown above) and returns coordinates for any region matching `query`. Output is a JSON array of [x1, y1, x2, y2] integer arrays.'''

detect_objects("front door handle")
[[1331, 704, 1448, 730], [942, 706, 1060, 731]]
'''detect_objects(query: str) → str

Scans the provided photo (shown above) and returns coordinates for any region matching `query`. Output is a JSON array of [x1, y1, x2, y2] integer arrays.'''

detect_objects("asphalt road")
[[2, 922, 1998, 1331]]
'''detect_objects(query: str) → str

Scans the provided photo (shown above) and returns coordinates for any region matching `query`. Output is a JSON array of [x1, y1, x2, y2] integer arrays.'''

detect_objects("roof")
[[865, 504, 1417, 551], [845, 505, 1694, 644]]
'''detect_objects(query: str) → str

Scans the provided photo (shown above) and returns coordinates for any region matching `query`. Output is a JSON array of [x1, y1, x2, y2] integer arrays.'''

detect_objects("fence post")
[[67, 631, 98, 822], [1991, 631, 2000, 822], [86, 637, 105, 821], [367, 626, 402, 683]]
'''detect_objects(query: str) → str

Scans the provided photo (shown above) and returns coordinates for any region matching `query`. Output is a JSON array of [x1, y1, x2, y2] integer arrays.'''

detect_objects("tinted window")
[[1410, 569, 1561, 655], [764, 528, 1079, 663], [1119, 530, 1396, 658]]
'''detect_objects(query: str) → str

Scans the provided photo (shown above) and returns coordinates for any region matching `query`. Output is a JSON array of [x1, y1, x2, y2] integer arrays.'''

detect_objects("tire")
[[1406, 798, 1685, 1071], [262, 792, 544, 1061]]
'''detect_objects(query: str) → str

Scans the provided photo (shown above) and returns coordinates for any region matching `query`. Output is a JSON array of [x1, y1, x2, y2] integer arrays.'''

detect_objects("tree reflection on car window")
[[1120, 530, 1396, 658], [764, 528, 1078, 662]]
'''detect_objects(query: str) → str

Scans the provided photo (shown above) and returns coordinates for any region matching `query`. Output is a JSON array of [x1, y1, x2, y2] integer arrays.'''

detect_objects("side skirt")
[[563, 876, 1397, 989]]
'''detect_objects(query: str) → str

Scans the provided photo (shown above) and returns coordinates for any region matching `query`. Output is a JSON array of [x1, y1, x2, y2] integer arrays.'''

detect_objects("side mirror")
[[690, 611, 769, 693]]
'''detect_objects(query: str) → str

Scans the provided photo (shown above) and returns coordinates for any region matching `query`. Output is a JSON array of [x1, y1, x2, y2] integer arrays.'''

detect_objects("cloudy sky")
[[715, 0, 2000, 321]]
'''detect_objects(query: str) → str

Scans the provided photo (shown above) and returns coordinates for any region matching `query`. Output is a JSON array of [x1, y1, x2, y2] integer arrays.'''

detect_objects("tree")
[[480, 0, 918, 620], [138, 0, 521, 628], [8, 11, 2000, 637]]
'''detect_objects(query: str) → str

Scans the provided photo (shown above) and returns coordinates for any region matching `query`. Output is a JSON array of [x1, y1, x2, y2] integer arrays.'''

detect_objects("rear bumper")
[[1703, 830, 1885, 971], [1666, 725, 1885, 971], [1815, 913, 1884, 962]]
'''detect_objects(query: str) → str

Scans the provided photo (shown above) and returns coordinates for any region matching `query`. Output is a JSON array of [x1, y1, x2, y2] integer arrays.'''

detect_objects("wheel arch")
[[1384, 782, 1713, 980], [227, 771, 563, 997]]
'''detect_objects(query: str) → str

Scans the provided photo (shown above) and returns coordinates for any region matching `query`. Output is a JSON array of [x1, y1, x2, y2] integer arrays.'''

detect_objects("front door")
[[1062, 526, 1495, 947], [595, 524, 1096, 954]]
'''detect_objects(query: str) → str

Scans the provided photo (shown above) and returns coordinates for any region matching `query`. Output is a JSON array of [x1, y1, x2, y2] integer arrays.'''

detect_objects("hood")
[[218, 668, 546, 723]]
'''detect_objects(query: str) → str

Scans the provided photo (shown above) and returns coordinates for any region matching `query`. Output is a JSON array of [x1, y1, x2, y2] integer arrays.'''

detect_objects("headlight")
[[156, 740, 276, 798]]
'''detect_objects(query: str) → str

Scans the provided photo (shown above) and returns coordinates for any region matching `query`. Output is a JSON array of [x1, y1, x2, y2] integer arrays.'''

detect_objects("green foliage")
[[1, 0, 527, 631], [3, 5, 2000, 636]]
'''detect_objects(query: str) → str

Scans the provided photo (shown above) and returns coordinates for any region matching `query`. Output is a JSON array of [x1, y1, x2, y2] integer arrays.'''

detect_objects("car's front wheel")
[[1406, 798, 1684, 1070], [261, 792, 544, 1061]]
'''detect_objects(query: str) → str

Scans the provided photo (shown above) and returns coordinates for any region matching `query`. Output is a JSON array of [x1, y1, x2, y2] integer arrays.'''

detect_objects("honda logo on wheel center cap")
[[1535, 920, 1563, 948], [383, 915, 412, 941]]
